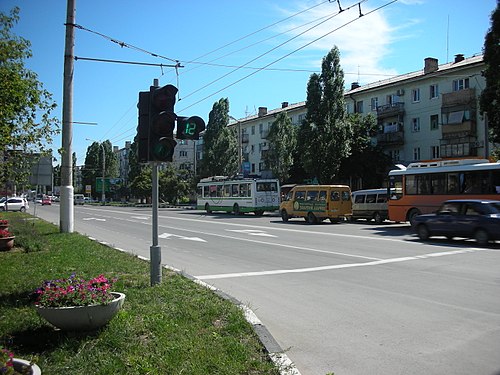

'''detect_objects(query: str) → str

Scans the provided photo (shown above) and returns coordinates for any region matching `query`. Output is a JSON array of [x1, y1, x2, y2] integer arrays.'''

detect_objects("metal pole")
[[60, 0, 75, 233], [150, 78, 161, 286], [101, 144, 106, 205]]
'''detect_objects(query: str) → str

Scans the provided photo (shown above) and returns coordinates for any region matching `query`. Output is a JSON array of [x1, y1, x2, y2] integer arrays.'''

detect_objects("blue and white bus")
[[197, 176, 280, 216]]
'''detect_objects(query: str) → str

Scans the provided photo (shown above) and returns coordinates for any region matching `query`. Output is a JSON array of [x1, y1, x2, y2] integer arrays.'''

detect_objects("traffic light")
[[176, 116, 206, 140], [148, 84, 178, 162], [136, 91, 150, 163]]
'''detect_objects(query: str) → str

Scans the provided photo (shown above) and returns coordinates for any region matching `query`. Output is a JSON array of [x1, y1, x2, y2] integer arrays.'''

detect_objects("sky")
[[1, 0, 497, 165]]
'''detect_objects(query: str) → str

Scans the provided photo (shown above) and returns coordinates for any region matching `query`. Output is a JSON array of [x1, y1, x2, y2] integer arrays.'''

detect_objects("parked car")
[[41, 196, 52, 205], [411, 199, 500, 245], [74, 194, 85, 205], [1, 197, 29, 212]]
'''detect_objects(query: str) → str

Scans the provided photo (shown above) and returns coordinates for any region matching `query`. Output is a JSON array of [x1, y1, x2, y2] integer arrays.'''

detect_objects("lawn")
[[0, 212, 281, 374]]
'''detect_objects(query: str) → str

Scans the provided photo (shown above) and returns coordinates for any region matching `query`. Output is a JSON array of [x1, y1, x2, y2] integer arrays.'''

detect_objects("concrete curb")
[[90, 238, 301, 375]]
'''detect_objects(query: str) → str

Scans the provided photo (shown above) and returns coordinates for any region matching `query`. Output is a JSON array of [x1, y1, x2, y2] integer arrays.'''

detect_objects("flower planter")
[[0, 236, 15, 251], [0, 224, 8, 231], [35, 292, 125, 331], [13, 358, 42, 375]]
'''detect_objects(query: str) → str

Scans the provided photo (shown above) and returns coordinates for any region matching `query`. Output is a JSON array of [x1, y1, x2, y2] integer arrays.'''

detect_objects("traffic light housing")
[[136, 91, 150, 163], [148, 84, 178, 162], [176, 116, 206, 140]]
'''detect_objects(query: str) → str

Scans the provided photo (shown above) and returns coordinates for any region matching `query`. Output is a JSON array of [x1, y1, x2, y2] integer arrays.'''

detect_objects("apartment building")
[[220, 53, 487, 177]]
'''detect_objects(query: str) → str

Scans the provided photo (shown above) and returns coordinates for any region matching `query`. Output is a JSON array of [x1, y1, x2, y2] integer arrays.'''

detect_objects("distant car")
[[74, 194, 85, 205], [41, 196, 52, 205], [411, 199, 500, 245], [1, 197, 29, 212]]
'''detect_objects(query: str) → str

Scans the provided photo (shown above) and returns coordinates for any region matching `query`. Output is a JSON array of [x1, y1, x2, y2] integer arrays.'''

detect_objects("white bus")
[[197, 176, 280, 215]]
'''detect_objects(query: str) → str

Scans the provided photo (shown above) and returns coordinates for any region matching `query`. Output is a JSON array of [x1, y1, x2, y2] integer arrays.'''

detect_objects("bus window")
[[231, 184, 239, 197], [295, 191, 306, 200], [447, 173, 460, 194], [366, 194, 376, 203], [354, 194, 365, 204], [377, 194, 387, 203], [224, 184, 231, 197], [406, 175, 417, 195], [430, 173, 446, 194], [341, 191, 350, 201], [319, 191, 327, 201], [209, 185, 217, 197], [217, 185, 223, 197], [331, 191, 340, 201], [306, 191, 318, 201]]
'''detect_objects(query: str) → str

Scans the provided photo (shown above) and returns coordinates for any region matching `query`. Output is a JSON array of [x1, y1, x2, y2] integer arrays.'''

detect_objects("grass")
[[0, 212, 281, 374]]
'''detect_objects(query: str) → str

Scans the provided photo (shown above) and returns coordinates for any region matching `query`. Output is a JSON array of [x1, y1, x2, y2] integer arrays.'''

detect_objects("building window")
[[251, 163, 255, 173], [356, 101, 364, 113], [179, 151, 188, 157], [251, 126, 255, 135], [370, 97, 378, 111], [431, 146, 440, 159], [389, 149, 400, 161], [412, 117, 420, 132], [259, 162, 265, 172], [259, 123, 263, 134], [413, 147, 421, 161], [430, 84, 439, 99], [412, 88, 420, 102], [250, 145, 255, 153], [430, 114, 439, 130], [453, 78, 469, 91]]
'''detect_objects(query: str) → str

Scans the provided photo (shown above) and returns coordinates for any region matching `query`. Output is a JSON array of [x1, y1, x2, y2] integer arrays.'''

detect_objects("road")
[[30, 203, 500, 375]]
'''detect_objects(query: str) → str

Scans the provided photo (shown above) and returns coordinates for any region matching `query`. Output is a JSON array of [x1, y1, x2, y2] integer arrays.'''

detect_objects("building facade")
[[218, 53, 487, 178]]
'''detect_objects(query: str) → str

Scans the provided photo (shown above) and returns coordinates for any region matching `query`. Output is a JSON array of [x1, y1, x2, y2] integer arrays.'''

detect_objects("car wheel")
[[417, 224, 430, 241], [407, 208, 421, 223], [281, 209, 289, 222], [373, 212, 382, 224], [474, 229, 489, 246], [307, 212, 317, 224], [20, 206, 26, 212]]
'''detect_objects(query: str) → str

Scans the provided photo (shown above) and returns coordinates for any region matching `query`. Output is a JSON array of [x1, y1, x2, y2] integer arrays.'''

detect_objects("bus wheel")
[[474, 229, 489, 246], [254, 210, 264, 216], [281, 210, 289, 222], [417, 224, 430, 241], [233, 203, 240, 215], [373, 212, 383, 224], [407, 208, 420, 223], [205, 203, 212, 214], [307, 212, 317, 224]]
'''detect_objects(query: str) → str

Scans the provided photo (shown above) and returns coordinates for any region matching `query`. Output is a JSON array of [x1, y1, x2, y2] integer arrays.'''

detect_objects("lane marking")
[[196, 248, 482, 280], [158, 232, 206, 242], [226, 229, 277, 237], [82, 217, 106, 221]]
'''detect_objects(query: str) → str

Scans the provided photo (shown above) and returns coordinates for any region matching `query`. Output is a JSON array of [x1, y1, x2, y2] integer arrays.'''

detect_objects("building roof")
[[346, 54, 484, 95]]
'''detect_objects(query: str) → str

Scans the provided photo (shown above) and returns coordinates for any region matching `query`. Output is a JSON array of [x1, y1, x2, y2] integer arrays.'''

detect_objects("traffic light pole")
[[150, 161, 161, 285]]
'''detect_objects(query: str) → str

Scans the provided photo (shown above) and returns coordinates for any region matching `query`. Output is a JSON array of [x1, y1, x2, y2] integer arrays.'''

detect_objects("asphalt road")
[[30, 203, 500, 375]]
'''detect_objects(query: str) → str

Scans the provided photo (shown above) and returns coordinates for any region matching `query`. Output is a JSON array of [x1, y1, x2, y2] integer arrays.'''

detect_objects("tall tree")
[[480, 1, 500, 143], [300, 46, 352, 183], [0, 7, 59, 191], [201, 98, 238, 177], [263, 112, 296, 183], [338, 113, 392, 189], [82, 141, 118, 199]]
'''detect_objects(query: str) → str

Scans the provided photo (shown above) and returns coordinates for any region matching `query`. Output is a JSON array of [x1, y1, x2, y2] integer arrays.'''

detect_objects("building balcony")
[[442, 88, 476, 108], [441, 120, 476, 139], [376, 102, 404, 119], [376, 131, 404, 146]]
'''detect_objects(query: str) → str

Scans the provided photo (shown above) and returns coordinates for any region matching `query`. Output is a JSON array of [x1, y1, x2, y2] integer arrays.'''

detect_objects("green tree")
[[263, 111, 296, 183], [300, 46, 351, 183], [480, 1, 500, 143], [338, 113, 392, 188], [201, 98, 238, 177], [0, 7, 59, 192], [130, 165, 151, 201], [159, 165, 190, 204], [82, 140, 118, 199]]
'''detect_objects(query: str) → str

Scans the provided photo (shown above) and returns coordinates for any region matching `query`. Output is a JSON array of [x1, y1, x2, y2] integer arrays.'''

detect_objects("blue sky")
[[1, 0, 496, 165]]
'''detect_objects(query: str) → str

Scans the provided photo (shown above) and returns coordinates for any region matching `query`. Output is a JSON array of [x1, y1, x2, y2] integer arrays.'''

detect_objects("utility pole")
[[60, 0, 75, 233], [150, 79, 161, 286]]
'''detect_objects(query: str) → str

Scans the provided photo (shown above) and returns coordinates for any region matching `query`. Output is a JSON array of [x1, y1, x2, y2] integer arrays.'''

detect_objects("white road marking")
[[131, 216, 150, 220], [159, 232, 206, 242], [82, 217, 106, 221], [226, 229, 277, 237], [196, 248, 482, 280]]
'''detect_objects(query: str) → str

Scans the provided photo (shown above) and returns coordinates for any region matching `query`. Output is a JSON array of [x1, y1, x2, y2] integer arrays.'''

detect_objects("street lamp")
[[86, 139, 105, 205], [229, 115, 242, 174]]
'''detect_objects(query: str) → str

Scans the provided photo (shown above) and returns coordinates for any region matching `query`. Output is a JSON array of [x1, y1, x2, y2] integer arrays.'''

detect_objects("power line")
[[179, 0, 398, 113]]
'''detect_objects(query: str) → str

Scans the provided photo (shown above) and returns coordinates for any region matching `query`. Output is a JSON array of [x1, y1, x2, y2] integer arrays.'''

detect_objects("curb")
[[90, 238, 302, 375]]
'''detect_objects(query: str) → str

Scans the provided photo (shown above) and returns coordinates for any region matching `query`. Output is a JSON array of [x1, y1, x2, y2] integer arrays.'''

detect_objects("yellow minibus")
[[279, 185, 352, 224]]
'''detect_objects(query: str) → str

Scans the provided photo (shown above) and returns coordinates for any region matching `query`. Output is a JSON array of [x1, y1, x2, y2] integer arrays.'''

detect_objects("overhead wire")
[[179, 0, 398, 113]]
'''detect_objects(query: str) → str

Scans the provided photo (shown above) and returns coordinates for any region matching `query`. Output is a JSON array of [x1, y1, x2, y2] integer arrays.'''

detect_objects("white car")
[[1, 197, 29, 212]]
